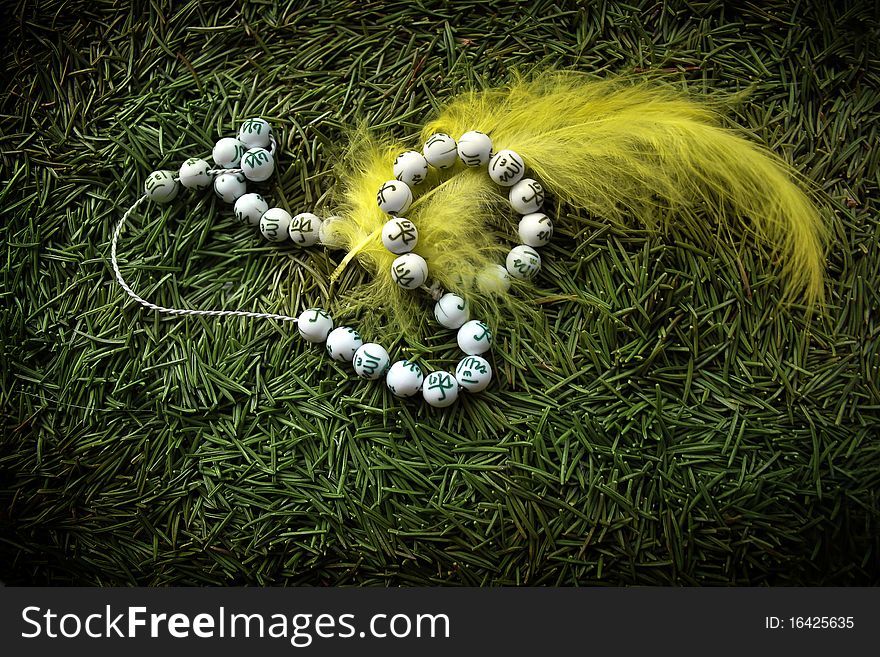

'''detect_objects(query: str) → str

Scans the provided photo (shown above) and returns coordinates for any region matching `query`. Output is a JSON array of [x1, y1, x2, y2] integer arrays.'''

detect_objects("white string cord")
[[110, 194, 299, 324]]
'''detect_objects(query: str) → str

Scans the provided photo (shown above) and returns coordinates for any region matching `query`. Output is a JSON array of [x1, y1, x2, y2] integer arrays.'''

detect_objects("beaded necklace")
[[112, 118, 553, 408]]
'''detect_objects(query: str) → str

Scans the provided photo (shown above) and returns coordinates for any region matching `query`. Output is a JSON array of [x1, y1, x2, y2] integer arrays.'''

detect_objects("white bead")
[[509, 178, 545, 214], [178, 158, 212, 189], [518, 213, 554, 247], [213, 172, 247, 203], [393, 151, 429, 186], [422, 371, 459, 407], [212, 137, 247, 168], [488, 149, 525, 187], [297, 308, 333, 343], [455, 355, 493, 393], [423, 133, 458, 169], [391, 253, 428, 289], [377, 179, 413, 214], [456, 320, 492, 355], [288, 212, 323, 246], [457, 131, 492, 167], [477, 264, 511, 293], [381, 217, 419, 254], [259, 207, 291, 242], [234, 193, 269, 226], [352, 343, 391, 380], [434, 293, 469, 329], [240, 147, 274, 182], [318, 215, 345, 249], [144, 170, 179, 203], [506, 245, 541, 280], [326, 326, 363, 362], [237, 118, 272, 149], [385, 360, 424, 398]]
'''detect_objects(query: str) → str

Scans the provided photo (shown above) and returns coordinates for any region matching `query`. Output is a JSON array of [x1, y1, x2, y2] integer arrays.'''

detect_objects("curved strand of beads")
[[114, 117, 559, 408]]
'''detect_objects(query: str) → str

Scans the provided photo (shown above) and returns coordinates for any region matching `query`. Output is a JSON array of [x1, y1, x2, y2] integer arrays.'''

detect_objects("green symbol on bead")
[[513, 258, 535, 275], [144, 172, 167, 193], [403, 360, 420, 374], [457, 357, 486, 385], [470, 324, 491, 344], [428, 373, 455, 400], [356, 350, 383, 377], [244, 150, 270, 167], [307, 309, 330, 323], [242, 120, 265, 134], [458, 367, 477, 384], [465, 357, 487, 374]]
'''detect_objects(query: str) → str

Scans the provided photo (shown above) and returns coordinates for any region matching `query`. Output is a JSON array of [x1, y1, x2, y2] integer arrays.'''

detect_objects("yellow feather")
[[324, 73, 828, 334], [422, 72, 828, 306], [324, 126, 533, 335]]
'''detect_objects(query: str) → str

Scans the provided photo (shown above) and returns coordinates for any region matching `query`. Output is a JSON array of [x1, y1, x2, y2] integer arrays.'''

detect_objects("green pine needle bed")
[[1, 0, 878, 585]]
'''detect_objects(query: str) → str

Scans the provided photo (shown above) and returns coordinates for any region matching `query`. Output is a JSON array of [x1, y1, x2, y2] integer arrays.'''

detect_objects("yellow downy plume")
[[324, 73, 828, 333], [323, 126, 530, 335]]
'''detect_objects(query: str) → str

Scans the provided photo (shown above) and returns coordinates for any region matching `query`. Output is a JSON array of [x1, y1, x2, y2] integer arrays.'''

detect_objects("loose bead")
[[288, 212, 323, 246], [518, 212, 554, 247], [212, 137, 247, 168], [234, 193, 269, 226], [391, 253, 428, 289], [178, 158, 212, 189], [237, 118, 272, 149], [423, 133, 458, 169], [377, 179, 413, 215], [509, 178, 545, 214], [477, 264, 511, 293], [326, 326, 363, 362], [457, 131, 492, 167], [456, 320, 492, 355], [214, 172, 247, 203], [381, 217, 419, 254], [506, 245, 541, 280], [488, 149, 525, 187], [352, 343, 391, 380], [259, 207, 291, 242], [455, 355, 493, 392], [144, 170, 179, 203], [297, 308, 334, 343], [433, 293, 469, 329], [422, 371, 459, 407], [386, 360, 424, 398], [240, 147, 274, 182], [393, 150, 429, 186]]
